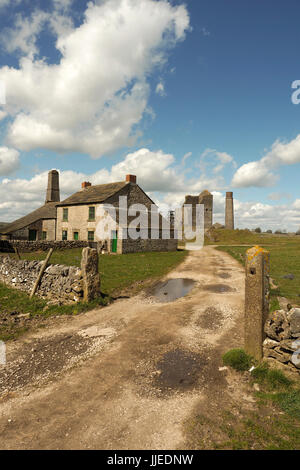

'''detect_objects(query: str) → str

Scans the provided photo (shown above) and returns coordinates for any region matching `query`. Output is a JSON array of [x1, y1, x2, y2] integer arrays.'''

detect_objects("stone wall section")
[[264, 308, 300, 371], [0, 248, 101, 304], [0, 240, 90, 253], [0, 256, 83, 303]]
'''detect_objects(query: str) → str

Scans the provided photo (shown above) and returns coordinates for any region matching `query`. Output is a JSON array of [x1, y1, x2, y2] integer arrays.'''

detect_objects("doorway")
[[28, 229, 37, 241], [111, 230, 118, 253]]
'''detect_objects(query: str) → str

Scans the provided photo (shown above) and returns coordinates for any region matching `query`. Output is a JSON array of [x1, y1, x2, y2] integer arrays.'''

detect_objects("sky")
[[0, 0, 300, 231]]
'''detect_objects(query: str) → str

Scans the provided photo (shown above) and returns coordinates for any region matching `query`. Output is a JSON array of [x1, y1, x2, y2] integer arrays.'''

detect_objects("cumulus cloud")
[[0, 147, 20, 176], [2, 145, 300, 232], [0, 0, 190, 158], [232, 134, 300, 188], [0, 146, 225, 222]]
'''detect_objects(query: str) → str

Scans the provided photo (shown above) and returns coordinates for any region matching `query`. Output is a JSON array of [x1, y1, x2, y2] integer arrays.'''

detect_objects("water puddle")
[[149, 278, 196, 302], [202, 284, 235, 293]]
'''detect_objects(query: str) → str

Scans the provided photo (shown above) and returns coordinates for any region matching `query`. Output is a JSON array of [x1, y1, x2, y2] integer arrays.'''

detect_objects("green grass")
[[222, 348, 253, 371], [205, 228, 300, 246], [5, 248, 187, 295], [0, 249, 187, 341], [251, 362, 293, 391], [216, 241, 300, 304], [184, 349, 300, 450]]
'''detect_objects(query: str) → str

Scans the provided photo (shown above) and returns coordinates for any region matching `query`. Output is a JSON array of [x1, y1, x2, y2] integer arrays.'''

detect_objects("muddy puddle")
[[154, 349, 206, 391], [149, 278, 196, 303], [202, 284, 235, 293], [196, 306, 224, 330], [218, 272, 231, 279]]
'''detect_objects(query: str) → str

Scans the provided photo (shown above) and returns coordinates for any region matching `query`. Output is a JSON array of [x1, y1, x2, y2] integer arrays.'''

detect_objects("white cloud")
[[0, 147, 20, 176], [155, 82, 166, 96], [0, 0, 190, 158], [232, 134, 300, 188], [2, 146, 300, 232], [232, 160, 278, 188]]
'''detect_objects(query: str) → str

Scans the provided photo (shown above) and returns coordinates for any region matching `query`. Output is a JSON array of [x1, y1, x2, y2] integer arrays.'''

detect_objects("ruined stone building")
[[1, 171, 177, 253], [183, 190, 213, 231]]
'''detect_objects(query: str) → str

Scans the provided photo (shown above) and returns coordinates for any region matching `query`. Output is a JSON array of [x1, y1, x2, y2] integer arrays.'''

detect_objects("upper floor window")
[[63, 208, 68, 221], [88, 206, 95, 221]]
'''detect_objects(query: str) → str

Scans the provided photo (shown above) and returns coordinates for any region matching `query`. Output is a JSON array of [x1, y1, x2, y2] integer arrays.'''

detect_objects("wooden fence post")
[[30, 248, 54, 298]]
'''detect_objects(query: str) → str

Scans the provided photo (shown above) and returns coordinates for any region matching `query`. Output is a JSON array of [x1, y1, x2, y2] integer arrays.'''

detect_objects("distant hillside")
[[0, 222, 9, 232]]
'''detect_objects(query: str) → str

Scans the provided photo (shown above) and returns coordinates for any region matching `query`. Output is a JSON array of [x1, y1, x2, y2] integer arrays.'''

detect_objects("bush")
[[266, 230, 272, 234], [222, 349, 253, 371], [254, 227, 262, 233]]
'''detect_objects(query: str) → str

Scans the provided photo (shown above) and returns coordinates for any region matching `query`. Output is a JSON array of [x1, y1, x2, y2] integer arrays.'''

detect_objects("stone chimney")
[[45, 170, 60, 203], [81, 182, 92, 189], [126, 174, 136, 184], [225, 191, 234, 230]]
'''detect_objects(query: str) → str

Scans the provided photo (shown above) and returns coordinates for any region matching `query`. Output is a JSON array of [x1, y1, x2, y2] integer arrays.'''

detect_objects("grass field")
[[204, 228, 300, 305], [0, 249, 187, 340], [184, 349, 300, 450], [216, 242, 300, 305]]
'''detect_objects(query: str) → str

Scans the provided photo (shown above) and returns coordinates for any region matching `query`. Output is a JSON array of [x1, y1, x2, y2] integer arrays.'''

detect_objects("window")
[[62, 230, 68, 241], [63, 208, 68, 221], [88, 231, 94, 241], [88, 206, 95, 220], [42, 231, 47, 240], [73, 231, 79, 240]]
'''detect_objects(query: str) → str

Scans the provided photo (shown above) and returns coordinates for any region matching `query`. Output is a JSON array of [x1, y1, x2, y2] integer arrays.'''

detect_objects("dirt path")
[[0, 246, 247, 450]]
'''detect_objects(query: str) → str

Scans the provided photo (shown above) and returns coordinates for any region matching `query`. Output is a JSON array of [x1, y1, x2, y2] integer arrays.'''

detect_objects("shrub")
[[222, 349, 253, 371]]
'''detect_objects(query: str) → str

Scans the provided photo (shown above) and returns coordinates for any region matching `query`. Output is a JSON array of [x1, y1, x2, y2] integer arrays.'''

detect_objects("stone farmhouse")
[[1, 170, 177, 254]]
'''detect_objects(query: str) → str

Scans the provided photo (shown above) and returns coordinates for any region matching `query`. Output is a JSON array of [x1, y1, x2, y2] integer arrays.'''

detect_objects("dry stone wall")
[[264, 308, 300, 370], [0, 240, 90, 253], [0, 256, 84, 304]]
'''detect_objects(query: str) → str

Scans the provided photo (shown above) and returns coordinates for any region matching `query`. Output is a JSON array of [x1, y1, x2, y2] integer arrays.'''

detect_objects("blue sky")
[[0, 0, 300, 231]]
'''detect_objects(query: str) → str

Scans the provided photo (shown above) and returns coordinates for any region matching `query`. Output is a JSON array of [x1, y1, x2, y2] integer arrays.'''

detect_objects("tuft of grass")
[[251, 363, 293, 391], [222, 348, 253, 371]]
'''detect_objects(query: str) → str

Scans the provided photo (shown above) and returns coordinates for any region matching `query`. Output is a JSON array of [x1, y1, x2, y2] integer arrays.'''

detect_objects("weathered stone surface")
[[264, 307, 300, 372], [0, 240, 91, 253], [225, 192, 234, 230], [264, 309, 291, 341], [264, 347, 290, 363], [288, 308, 300, 336], [0, 254, 84, 304], [245, 246, 270, 360], [263, 338, 279, 349], [81, 247, 101, 302]]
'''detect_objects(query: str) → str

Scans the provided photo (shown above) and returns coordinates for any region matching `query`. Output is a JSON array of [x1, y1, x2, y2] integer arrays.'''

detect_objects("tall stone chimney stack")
[[225, 191, 234, 230], [45, 170, 60, 203]]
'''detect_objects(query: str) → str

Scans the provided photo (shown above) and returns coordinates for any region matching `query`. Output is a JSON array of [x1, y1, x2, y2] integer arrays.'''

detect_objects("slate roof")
[[56, 181, 128, 206], [2, 202, 57, 235]]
